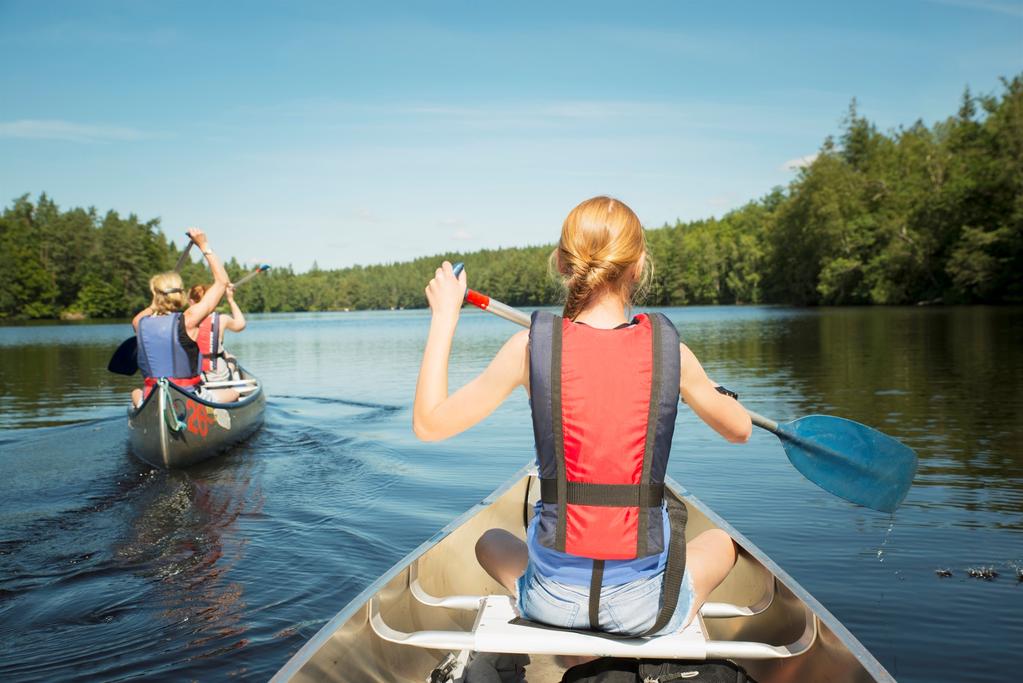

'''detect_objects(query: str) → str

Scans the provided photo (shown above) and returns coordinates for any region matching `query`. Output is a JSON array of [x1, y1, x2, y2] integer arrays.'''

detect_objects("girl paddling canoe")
[[188, 280, 248, 384], [413, 196, 752, 636], [130, 228, 239, 407]]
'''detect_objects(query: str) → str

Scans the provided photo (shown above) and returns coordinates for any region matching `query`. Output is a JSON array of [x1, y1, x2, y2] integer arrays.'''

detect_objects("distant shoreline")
[[5, 301, 1021, 327]]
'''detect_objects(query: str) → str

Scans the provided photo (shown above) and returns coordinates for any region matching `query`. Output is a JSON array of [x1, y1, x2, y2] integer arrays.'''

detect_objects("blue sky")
[[1, 1, 1020, 270]]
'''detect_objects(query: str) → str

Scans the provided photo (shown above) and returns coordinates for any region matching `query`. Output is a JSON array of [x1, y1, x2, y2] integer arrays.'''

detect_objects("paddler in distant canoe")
[[130, 228, 240, 407], [413, 196, 751, 637], [187, 279, 247, 385]]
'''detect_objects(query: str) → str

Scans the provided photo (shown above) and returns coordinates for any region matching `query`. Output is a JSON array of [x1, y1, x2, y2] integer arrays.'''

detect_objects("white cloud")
[[451, 229, 473, 241], [781, 153, 819, 171], [355, 208, 381, 224], [0, 119, 147, 143]]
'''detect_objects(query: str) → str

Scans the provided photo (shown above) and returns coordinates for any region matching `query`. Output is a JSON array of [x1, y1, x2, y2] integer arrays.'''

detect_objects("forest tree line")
[[1, 75, 1020, 320]]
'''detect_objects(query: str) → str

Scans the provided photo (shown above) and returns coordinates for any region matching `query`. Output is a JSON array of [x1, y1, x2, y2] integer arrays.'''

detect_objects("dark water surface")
[[1, 307, 1021, 682]]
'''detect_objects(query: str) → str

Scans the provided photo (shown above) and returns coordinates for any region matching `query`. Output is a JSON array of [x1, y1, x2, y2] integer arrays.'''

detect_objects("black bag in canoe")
[[561, 657, 756, 683]]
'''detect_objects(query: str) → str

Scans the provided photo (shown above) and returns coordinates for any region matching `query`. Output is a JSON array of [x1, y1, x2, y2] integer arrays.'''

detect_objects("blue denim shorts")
[[515, 561, 696, 636]]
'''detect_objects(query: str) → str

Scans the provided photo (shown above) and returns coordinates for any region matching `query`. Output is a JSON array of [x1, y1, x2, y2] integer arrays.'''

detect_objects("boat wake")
[[0, 394, 418, 681]]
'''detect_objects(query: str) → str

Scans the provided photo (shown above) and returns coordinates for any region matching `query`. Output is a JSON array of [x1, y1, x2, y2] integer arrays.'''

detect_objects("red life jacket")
[[196, 313, 222, 373], [528, 311, 687, 633]]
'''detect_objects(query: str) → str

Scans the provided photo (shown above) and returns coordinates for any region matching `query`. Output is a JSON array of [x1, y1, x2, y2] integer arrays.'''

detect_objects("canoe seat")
[[407, 561, 778, 619], [368, 563, 818, 661]]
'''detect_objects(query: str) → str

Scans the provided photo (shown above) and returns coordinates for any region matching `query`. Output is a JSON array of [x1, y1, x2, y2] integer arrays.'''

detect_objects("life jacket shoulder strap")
[[588, 497, 689, 636]]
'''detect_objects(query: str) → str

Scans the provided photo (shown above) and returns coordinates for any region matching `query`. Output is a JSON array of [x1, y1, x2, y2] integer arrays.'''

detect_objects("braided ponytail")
[[553, 196, 651, 320]]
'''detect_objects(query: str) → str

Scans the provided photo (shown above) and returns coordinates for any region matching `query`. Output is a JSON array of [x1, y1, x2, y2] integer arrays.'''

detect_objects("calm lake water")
[[1, 307, 1021, 682]]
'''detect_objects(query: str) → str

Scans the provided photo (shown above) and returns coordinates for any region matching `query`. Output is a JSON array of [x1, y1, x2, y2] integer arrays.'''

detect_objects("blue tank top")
[[526, 500, 670, 586]]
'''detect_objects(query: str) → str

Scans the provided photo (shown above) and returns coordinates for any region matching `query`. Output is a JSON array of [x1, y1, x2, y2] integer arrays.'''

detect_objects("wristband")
[[714, 385, 739, 400]]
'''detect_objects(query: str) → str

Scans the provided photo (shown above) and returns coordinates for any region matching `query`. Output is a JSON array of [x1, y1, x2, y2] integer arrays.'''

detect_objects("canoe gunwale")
[[127, 365, 264, 419], [271, 463, 895, 682]]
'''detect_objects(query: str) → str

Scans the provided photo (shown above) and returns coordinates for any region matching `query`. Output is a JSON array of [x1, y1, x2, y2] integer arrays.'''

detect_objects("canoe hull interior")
[[273, 465, 893, 683], [127, 368, 266, 469]]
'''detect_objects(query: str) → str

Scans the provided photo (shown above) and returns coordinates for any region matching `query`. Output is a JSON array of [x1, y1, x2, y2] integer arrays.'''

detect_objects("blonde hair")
[[553, 196, 651, 320], [149, 272, 186, 315], [188, 283, 209, 304]]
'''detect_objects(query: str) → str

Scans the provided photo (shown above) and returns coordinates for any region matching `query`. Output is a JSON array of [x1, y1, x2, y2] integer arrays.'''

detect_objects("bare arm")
[[680, 343, 752, 443], [413, 262, 528, 442], [221, 284, 246, 332], [132, 305, 154, 331], [182, 228, 230, 331]]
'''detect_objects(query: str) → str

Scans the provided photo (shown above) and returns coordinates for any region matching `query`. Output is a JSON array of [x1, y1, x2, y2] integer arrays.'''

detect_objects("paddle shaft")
[[174, 240, 195, 272], [233, 265, 270, 288], [465, 289, 530, 327]]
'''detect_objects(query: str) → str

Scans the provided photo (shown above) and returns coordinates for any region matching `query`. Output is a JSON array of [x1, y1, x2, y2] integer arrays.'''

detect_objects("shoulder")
[[679, 342, 709, 381], [500, 329, 529, 359], [494, 330, 529, 372], [182, 306, 201, 327]]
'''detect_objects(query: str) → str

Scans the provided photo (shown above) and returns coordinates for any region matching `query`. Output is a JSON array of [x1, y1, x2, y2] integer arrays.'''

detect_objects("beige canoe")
[[273, 463, 893, 682]]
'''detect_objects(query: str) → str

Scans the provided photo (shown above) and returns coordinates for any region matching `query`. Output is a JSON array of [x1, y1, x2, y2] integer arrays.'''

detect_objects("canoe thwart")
[[373, 592, 818, 661], [200, 378, 258, 389]]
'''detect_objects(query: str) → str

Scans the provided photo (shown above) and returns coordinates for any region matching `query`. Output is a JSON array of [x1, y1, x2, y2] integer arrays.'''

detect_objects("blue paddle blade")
[[775, 415, 918, 513], [107, 336, 139, 376]]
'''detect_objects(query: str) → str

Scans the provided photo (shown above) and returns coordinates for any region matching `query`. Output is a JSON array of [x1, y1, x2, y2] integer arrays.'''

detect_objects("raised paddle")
[[449, 262, 917, 513], [232, 263, 271, 287]]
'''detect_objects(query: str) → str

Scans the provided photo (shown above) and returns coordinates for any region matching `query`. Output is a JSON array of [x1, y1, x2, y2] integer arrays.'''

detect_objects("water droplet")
[[875, 519, 895, 564]]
